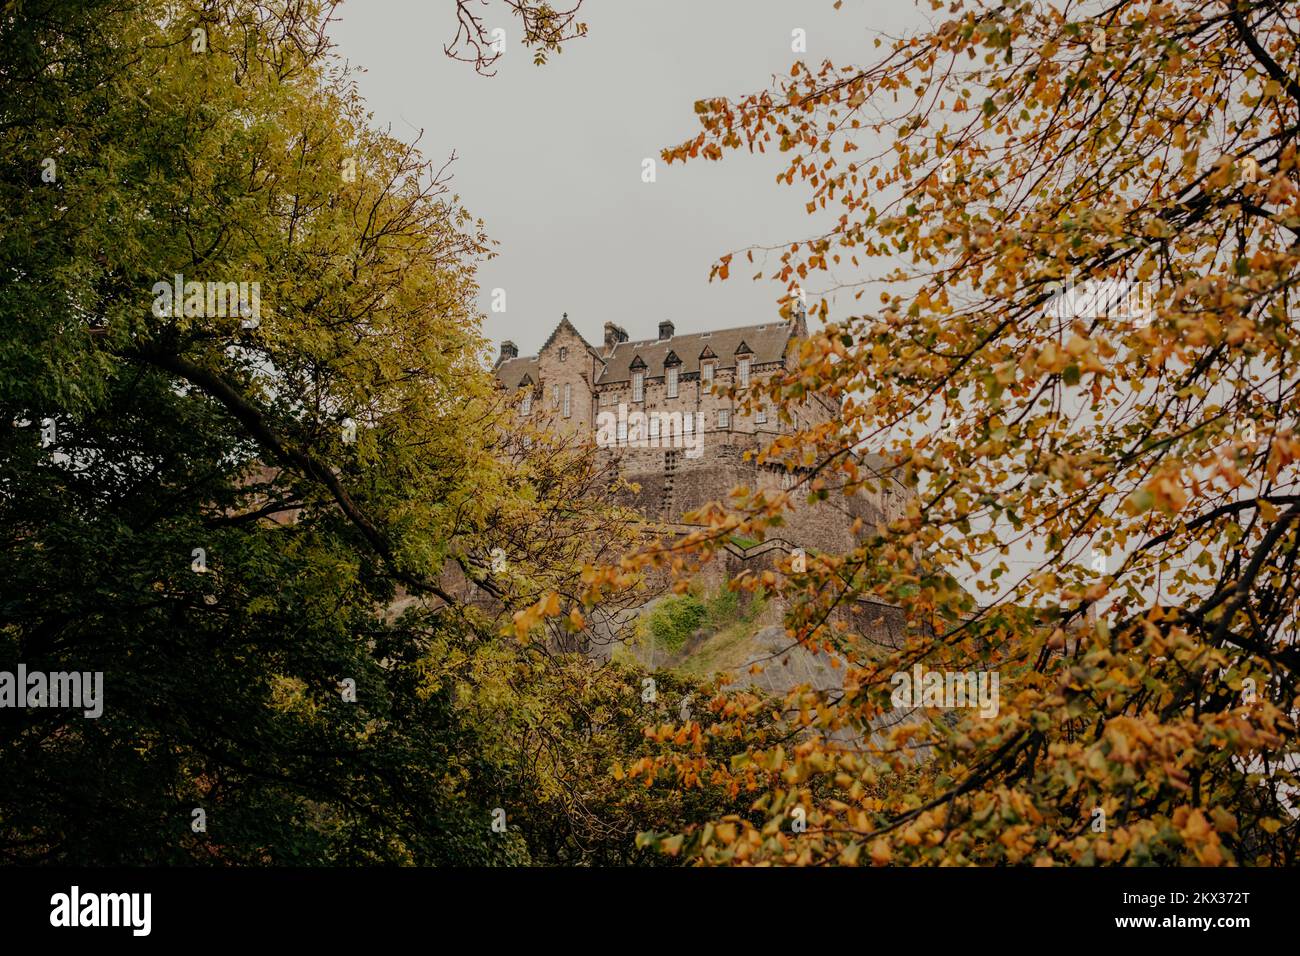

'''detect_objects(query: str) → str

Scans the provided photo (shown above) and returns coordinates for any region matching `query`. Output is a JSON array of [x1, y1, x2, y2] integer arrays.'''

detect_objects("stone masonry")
[[493, 312, 909, 562]]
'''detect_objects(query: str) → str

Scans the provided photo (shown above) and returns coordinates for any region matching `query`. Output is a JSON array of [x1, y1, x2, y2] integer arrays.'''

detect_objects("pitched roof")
[[595, 321, 794, 385], [496, 355, 540, 389], [539, 313, 598, 357]]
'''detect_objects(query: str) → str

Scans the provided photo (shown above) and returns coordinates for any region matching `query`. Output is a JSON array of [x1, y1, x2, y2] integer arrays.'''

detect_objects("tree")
[[606, 0, 1300, 865], [0, 0, 669, 865], [445, 0, 588, 73]]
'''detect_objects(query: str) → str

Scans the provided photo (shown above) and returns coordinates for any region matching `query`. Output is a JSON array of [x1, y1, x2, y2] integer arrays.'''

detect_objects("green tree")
[[0, 0, 664, 866]]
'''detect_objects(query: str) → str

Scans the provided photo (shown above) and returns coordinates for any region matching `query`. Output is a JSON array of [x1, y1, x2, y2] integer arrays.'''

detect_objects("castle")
[[493, 313, 909, 559], [494, 312, 915, 691]]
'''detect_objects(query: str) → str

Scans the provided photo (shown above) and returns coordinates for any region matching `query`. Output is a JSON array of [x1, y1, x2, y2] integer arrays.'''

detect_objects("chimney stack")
[[791, 299, 808, 338], [603, 322, 628, 351], [658, 320, 674, 340], [497, 340, 518, 365]]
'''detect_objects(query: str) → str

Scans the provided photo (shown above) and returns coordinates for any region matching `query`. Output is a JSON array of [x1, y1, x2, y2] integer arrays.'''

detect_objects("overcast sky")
[[329, 0, 928, 357]]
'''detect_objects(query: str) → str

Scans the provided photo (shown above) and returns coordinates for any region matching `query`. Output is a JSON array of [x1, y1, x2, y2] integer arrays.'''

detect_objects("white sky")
[[329, 0, 928, 355]]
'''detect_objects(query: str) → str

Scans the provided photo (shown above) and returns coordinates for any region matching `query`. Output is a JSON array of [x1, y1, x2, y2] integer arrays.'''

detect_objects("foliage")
[[0, 0, 657, 866], [444, 0, 588, 73], [576, 0, 1300, 866], [642, 594, 707, 654]]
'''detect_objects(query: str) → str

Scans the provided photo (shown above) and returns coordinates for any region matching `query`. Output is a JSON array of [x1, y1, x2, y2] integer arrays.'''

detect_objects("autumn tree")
[[0, 0, 694, 865], [607, 0, 1300, 865]]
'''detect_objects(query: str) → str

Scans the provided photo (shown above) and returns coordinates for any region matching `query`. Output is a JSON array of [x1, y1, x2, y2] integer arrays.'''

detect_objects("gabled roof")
[[491, 318, 801, 389], [539, 313, 598, 358], [496, 356, 540, 388], [595, 321, 795, 385]]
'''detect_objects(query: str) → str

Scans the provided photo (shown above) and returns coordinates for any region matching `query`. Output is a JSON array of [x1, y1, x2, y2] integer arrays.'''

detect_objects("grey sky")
[[329, 2, 1122, 603], [330, 0, 927, 357]]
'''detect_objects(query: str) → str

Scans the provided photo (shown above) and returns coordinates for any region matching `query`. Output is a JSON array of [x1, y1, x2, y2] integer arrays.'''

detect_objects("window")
[[563, 383, 571, 418], [521, 390, 532, 415], [718, 409, 730, 428], [617, 418, 627, 444], [551, 385, 560, 408], [738, 358, 751, 388], [701, 363, 713, 386], [684, 412, 694, 433], [666, 366, 678, 398], [632, 370, 644, 402], [756, 407, 767, 425], [558, 347, 568, 361], [649, 417, 660, 440]]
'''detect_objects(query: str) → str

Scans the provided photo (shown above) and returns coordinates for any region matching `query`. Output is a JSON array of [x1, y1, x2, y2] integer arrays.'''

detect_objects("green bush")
[[644, 594, 707, 653]]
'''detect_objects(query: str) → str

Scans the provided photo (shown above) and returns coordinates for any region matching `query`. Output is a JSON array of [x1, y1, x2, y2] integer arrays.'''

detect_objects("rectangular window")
[[551, 384, 560, 408], [632, 371, 644, 403], [718, 409, 730, 428], [756, 407, 767, 425], [617, 418, 628, 444], [649, 417, 660, 440], [684, 412, 694, 433], [563, 383, 571, 418], [521, 391, 532, 415], [666, 366, 678, 398], [559, 347, 568, 361], [738, 358, 751, 388], [701, 363, 713, 386]]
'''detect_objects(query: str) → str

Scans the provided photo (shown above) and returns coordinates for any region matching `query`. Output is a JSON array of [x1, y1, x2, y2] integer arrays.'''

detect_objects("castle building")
[[493, 312, 833, 451], [493, 314, 907, 550]]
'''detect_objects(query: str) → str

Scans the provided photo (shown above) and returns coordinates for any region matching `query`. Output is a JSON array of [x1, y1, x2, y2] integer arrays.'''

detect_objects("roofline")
[[607, 318, 798, 350]]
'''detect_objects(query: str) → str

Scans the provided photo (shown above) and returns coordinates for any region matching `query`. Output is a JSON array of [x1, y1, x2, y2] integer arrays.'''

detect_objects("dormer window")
[[663, 350, 681, 398], [629, 354, 648, 403]]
